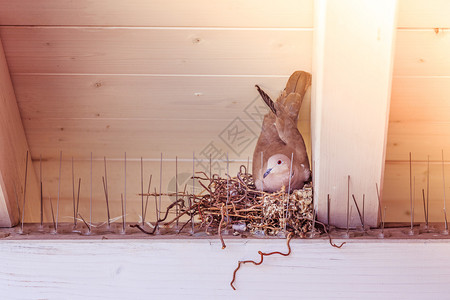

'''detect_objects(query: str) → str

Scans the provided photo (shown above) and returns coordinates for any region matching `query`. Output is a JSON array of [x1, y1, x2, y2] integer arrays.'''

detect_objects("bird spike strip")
[[135, 165, 317, 247]]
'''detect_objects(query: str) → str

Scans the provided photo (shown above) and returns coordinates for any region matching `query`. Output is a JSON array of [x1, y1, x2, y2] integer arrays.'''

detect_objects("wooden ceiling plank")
[[393, 30, 450, 77], [12, 75, 289, 120], [0, 27, 312, 75], [397, 0, 450, 28], [0, 0, 313, 28]]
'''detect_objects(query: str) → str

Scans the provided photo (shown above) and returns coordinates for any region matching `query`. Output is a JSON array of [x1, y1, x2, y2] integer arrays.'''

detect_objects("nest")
[[138, 165, 314, 242]]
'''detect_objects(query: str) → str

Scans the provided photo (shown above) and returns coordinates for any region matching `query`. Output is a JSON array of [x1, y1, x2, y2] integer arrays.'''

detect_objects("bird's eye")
[[277, 160, 282, 165]]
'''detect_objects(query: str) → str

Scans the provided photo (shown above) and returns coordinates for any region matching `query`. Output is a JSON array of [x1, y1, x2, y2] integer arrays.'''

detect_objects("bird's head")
[[263, 154, 291, 179]]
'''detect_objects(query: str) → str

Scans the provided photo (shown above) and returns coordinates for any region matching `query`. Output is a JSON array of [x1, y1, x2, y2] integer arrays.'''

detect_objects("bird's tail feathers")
[[276, 71, 312, 120], [284, 71, 311, 96]]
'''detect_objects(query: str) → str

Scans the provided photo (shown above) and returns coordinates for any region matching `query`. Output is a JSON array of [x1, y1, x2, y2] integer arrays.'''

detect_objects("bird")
[[252, 71, 311, 193]]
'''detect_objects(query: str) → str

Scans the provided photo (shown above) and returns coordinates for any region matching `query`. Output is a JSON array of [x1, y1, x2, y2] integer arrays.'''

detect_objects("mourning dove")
[[252, 71, 311, 193]]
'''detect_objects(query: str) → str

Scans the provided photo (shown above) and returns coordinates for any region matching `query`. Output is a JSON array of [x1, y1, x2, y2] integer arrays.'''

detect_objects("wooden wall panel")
[[393, 30, 450, 77], [0, 27, 312, 75], [0, 1, 313, 223], [24, 119, 258, 160], [389, 77, 450, 124], [12, 75, 289, 120], [0, 0, 313, 28], [387, 123, 450, 162], [0, 39, 39, 226], [398, 0, 450, 28], [30, 158, 247, 224], [27, 153, 251, 223], [383, 161, 449, 223], [23, 113, 311, 158], [383, 0, 450, 222]]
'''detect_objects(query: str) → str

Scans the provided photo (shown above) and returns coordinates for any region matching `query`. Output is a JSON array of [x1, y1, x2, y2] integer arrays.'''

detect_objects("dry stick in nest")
[[230, 232, 293, 290]]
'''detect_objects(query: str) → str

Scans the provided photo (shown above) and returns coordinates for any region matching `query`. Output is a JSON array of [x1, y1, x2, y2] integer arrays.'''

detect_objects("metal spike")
[[444, 208, 449, 234], [362, 194, 365, 231], [209, 153, 212, 183], [285, 152, 294, 233], [72, 156, 76, 227], [412, 176, 415, 232], [247, 156, 250, 174], [346, 175, 350, 236], [226, 152, 230, 223], [191, 151, 195, 233], [13, 185, 20, 221], [141, 157, 144, 226], [176, 156, 179, 229], [154, 188, 159, 234], [409, 152, 413, 232], [422, 189, 428, 227], [310, 207, 316, 238], [124, 152, 127, 233], [103, 157, 110, 228], [351, 194, 364, 228], [260, 152, 264, 191], [20, 151, 28, 234], [159, 153, 162, 226], [327, 194, 331, 231], [376, 182, 382, 226], [40, 154, 43, 228], [143, 175, 152, 225], [89, 152, 92, 233], [77, 213, 90, 231], [442, 150, 448, 233], [427, 155, 430, 226], [75, 178, 81, 227], [121, 193, 125, 233], [49, 196, 56, 232], [56, 151, 62, 233], [102, 176, 111, 228]]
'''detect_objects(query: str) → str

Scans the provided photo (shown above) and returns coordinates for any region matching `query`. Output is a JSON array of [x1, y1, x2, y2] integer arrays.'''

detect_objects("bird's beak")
[[263, 168, 272, 178]]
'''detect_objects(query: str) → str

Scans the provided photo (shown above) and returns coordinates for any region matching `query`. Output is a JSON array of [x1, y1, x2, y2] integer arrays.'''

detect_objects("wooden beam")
[[0, 38, 39, 227], [312, 0, 397, 227], [1, 238, 450, 298]]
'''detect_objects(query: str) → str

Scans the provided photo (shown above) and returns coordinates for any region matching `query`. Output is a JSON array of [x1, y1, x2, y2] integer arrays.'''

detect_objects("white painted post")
[[312, 0, 398, 227]]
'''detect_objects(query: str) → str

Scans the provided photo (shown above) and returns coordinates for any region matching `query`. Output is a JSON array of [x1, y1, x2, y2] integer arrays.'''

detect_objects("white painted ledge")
[[1, 238, 449, 299]]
